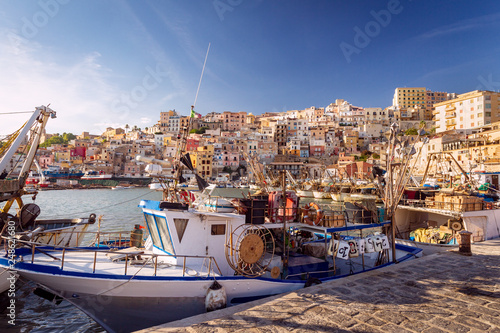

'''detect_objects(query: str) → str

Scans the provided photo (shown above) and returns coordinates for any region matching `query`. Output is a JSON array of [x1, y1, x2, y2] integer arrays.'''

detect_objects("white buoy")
[[205, 280, 226, 312]]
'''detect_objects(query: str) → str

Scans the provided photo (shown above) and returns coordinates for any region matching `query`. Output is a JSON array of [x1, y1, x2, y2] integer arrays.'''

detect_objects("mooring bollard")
[[458, 230, 472, 256]]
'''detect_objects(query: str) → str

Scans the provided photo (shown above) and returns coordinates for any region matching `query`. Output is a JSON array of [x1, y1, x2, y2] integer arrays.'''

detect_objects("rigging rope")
[[0, 111, 35, 115]]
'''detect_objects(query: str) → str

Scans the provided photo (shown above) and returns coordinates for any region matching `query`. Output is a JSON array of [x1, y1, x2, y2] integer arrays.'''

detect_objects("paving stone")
[[429, 317, 471, 333], [454, 315, 492, 330], [487, 303, 500, 311], [350, 323, 382, 332], [401, 310, 435, 322], [379, 323, 413, 333], [400, 319, 432, 332], [475, 304, 500, 317], [480, 314, 500, 327], [353, 313, 386, 326], [373, 311, 407, 325], [421, 327, 448, 333]]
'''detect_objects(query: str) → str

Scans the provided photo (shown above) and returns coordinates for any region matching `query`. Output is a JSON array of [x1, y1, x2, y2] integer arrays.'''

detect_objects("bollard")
[[458, 230, 472, 256]]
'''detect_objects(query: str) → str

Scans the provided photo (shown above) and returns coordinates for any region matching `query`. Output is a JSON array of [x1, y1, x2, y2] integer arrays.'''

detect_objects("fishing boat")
[[394, 150, 500, 249], [42, 165, 85, 180], [81, 170, 113, 180], [313, 186, 332, 199], [330, 184, 352, 202], [395, 187, 500, 247]]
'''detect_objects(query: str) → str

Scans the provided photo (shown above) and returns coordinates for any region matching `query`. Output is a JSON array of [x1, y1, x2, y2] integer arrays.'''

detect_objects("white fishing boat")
[[313, 189, 331, 199], [296, 189, 314, 198], [81, 170, 113, 180], [395, 188, 500, 247], [149, 182, 162, 190], [1, 197, 421, 332]]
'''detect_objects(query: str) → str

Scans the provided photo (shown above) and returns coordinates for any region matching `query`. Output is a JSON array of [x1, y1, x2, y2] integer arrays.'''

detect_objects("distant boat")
[[81, 170, 113, 180], [42, 165, 84, 180], [149, 182, 162, 190]]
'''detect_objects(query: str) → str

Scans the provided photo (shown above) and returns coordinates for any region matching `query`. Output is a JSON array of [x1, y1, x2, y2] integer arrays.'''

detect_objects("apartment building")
[[393, 87, 449, 120], [393, 87, 427, 110], [222, 111, 247, 131], [191, 145, 213, 178], [434, 90, 500, 133], [160, 110, 178, 133]]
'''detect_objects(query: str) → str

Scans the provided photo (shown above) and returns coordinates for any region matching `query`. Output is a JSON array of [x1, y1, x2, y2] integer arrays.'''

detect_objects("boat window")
[[211, 224, 226, 236], [155, 216, 174, 254], [144, 214, 162, 249]]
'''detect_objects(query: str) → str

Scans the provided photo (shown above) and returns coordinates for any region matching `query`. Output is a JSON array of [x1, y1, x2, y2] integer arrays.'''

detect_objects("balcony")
[[445, 104, 456, 112], [445, 112, 456, 119]]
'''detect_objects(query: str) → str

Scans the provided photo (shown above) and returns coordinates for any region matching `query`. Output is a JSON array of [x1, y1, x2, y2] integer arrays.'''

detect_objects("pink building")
[[38, 155, 54, 168], [223, 151, 239, 167], [222, 111, 247, 131]]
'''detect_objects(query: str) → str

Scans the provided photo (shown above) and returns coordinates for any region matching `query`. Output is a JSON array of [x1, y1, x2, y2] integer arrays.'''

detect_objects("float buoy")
[[206, 280, 227, 312]]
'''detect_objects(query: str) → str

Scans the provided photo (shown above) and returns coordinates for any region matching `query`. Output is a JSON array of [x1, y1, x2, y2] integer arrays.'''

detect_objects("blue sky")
[[1, 0, 499, 135]]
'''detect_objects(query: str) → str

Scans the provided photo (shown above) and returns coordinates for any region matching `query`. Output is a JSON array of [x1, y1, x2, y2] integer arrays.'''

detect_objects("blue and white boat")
[[0, 195, 422, 332]]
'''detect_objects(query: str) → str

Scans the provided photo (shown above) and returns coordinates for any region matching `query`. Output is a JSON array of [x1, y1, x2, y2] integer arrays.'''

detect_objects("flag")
[[190, 107, 195, 118]]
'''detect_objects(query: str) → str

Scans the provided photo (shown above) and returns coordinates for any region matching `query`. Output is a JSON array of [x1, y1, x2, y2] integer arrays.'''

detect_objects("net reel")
[[225, 224, 276, 278]]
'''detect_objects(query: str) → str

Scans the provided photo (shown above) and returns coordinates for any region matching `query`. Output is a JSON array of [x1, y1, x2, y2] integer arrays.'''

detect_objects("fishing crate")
[[322, 213, 345, 227]]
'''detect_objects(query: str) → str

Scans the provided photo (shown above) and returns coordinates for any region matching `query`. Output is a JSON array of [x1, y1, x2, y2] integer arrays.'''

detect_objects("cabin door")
[[492, 175, 498, 189]]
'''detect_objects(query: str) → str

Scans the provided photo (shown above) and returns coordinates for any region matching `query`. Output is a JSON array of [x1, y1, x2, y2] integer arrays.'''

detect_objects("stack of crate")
[[322, 212, 345, 227]]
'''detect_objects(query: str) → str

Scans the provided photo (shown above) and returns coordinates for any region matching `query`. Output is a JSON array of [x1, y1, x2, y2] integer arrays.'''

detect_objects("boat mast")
[[172, 43, 211, 201]]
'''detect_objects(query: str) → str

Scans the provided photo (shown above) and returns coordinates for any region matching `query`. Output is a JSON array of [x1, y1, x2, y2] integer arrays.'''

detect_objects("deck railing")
[[399, 197, 488, 212], [19, 239, 223, 278]]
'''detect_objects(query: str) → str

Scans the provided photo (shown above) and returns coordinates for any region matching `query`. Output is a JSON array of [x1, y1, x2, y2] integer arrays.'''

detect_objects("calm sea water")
[[0, 187, 162, 333]]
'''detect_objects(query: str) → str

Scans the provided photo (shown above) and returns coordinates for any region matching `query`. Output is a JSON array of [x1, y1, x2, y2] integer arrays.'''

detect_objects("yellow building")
[[191, 145, 214, 178], [246, 113, 256, 125], [163, 136, 175, 146], [393, 87, 449, 120], [393, 87, 427, 110], [434, 90, 500, 133]]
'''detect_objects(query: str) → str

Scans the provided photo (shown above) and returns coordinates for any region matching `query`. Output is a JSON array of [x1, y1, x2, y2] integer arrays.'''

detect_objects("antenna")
[[193, 43, 211, 110]]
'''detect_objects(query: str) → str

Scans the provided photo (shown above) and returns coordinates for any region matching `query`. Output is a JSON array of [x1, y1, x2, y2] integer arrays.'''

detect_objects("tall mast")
[[172, 43, 211, 199]]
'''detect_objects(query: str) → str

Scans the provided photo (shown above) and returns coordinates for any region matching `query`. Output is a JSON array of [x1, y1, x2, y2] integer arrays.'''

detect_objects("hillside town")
[[5, 87, 500, 188]]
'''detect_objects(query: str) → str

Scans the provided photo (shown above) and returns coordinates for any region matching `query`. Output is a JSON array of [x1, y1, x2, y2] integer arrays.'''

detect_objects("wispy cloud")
[[414, 12, 500, 41], [146, 2, 229, 88], [0, 28, 124, 135]]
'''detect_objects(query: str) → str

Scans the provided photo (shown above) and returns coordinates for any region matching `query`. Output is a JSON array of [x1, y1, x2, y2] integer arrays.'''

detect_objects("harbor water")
[[0, 187, 161, 332]]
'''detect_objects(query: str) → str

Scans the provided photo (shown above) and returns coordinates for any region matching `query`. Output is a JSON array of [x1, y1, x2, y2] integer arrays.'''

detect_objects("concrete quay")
[[138, 240, 500, 333]]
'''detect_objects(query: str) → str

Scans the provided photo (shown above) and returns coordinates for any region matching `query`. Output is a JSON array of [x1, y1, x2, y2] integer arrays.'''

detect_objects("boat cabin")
[[139, 199, 247, 275]]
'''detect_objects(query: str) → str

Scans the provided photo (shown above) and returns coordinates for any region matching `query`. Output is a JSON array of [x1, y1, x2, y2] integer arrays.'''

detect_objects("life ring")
[[179, 190, 192, 204], [303, 203, 323, 226]]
